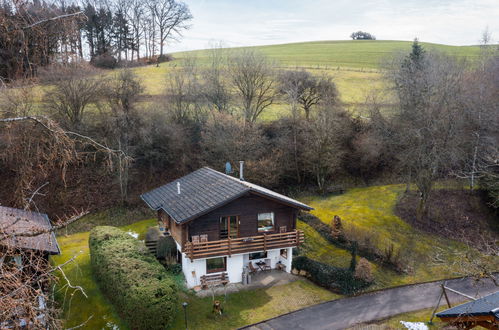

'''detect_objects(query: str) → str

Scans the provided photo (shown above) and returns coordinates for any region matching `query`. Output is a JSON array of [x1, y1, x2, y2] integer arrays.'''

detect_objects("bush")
[[91, 53, 118, 69], [156, 235, 177, 260], [293, 256, 370, 294], [158, 54, 174, 63], [89, 226, 178, 330], [354, 258, 374, 282]]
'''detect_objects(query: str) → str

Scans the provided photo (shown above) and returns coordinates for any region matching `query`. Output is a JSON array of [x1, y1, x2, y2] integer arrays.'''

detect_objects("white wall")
[[178, 243, 295, 288]]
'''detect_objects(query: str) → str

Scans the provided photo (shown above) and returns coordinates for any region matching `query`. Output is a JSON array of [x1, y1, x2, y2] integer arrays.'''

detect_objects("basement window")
[[249, 251, 267, 260], [206, 257, 226, 274], [257, 212, 274, 232]]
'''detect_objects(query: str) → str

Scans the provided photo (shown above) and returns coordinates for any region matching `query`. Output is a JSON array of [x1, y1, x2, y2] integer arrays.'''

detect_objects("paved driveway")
[[242, 275, 498, 330]]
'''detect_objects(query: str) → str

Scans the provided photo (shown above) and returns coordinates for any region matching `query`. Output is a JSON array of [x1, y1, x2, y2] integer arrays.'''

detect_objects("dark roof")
[[436, 291, 499, 319], [141, 167, 313, 224], [0, 206, 60, 254]]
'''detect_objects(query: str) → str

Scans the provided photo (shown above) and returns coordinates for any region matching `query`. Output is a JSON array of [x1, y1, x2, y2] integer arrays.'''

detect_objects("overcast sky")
[[167, 0, 499, 52]]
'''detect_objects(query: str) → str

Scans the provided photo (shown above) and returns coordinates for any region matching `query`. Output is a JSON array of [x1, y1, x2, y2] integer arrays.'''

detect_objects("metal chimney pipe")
[[177, 182, 181, 194], [239, 161, 244, 181]]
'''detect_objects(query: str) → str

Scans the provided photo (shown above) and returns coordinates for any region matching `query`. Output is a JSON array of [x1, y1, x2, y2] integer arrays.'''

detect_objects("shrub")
[[293, 256, 370, 294], [156, 235, 177, 260], [91, 53, 118, 69], [158, 54, 173, 63], [354, 258, 374, 282], [89, 226, 178, 330]]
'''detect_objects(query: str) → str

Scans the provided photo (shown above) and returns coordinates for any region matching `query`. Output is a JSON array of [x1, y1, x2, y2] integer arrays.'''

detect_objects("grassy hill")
[[132, 40, 480, 117], [170, 40, 481, 70]]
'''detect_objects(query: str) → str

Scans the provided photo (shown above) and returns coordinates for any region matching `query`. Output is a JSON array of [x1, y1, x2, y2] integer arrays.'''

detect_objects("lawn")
[[52, 215, 337, 329], [299, 185, 498, 289]]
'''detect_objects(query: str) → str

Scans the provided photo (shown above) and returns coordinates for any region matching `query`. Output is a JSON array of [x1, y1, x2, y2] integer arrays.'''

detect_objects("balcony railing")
[[183, 230, 304, 260]]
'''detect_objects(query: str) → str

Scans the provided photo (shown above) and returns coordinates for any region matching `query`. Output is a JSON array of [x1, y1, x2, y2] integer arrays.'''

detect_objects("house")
[[436, 291, 499, 329], [141, 165, 312, 288], [0, 206, 60, 267]]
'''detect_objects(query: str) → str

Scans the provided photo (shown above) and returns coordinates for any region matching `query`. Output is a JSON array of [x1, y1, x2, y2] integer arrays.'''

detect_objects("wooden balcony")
[[183, 230, 304, 260]]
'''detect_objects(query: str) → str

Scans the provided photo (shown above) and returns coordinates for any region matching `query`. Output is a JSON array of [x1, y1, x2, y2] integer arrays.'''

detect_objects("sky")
[[167, 0, 499, 52]]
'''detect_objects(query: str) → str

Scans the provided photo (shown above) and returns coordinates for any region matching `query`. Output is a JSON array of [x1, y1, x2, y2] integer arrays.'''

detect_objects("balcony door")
[[220, 215, 239, 239]]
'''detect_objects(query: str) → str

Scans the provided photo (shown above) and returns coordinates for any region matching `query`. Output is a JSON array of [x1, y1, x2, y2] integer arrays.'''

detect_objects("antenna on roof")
[[177, 182, 181, 195], [239, 161, 244, 181]]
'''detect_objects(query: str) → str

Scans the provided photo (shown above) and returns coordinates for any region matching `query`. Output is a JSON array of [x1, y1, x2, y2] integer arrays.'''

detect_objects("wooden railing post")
[[295, 230, 300, 247], [263, 233, 267, 252], [228, 237, 231, 257]]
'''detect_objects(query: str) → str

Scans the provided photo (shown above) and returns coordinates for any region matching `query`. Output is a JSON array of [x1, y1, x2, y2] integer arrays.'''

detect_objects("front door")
[[220, 216, 239, 239]]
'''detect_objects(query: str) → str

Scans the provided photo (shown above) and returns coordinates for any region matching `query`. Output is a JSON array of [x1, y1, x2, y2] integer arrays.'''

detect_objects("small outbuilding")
[[0, 206, 60, 267], [436, 291, 499, 329]]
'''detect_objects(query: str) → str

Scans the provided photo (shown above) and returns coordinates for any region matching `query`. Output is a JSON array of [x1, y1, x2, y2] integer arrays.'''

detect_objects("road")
[[242, 275, 498, 330]]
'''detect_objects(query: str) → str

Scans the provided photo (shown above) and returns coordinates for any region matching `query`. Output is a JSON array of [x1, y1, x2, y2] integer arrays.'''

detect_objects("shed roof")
[[141, 167, 313, 224], [436, 291, 499, 319], [0, 206, 60, 254]]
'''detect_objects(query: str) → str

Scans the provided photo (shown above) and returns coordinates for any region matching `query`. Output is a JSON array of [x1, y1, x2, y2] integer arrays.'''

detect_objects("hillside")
[[132, 40, 481, 117], [170, 40, 481, 69]]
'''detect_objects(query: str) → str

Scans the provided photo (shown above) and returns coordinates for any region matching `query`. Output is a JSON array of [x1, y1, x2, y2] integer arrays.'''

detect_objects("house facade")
[[141, 166, 312, 288]]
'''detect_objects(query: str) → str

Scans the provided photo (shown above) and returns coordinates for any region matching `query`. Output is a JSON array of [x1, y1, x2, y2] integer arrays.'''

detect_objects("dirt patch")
[[395, 189, 499, 253]]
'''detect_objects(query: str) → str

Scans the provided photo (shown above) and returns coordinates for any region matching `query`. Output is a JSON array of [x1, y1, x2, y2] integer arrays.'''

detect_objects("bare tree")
[[279, 70, 339, 120], [201, 43, 232, 114], [229, 50, 277, 123], [105, 69, 143, 202], [165, 56, 203, 123], [387, 42, 469, 220], [303, 107, 352, 193], [148, 0, 192, 57], [45, 69, 103, 129]]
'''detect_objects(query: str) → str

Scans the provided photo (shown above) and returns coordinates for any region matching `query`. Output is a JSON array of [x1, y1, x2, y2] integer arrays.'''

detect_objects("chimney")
[[239, 161, 244, 181], [177, 182, 181, 194]]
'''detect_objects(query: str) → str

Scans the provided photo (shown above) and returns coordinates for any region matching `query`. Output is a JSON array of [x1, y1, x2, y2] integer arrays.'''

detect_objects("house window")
[[206, 257, 226, 273], [258, 212, 274, 232], [249, 251, 267, 260], [280, 249, 288, 259]]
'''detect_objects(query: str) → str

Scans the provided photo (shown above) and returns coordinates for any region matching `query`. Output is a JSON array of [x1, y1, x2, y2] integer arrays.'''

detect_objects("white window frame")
[[257, 212, 274, 232]]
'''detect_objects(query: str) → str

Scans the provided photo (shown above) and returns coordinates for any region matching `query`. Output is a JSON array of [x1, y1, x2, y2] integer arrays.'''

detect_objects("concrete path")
[[196, 270, 299, 298], [242, 275, 498, 330]]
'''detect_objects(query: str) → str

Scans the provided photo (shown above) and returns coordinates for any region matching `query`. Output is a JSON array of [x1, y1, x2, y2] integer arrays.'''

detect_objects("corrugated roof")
[[0, 206, 60, 254], [436, 291, 499, 319], [141, 167, 313, 224]]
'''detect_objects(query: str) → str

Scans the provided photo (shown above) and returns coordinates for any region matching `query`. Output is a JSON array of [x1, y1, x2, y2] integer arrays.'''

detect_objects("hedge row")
[[293, 255, 370, 294], [89, 226, 178, 330]]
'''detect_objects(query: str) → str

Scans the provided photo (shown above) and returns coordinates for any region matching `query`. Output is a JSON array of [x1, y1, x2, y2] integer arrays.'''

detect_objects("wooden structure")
[[183, 230, 303, 260], [436, 291, 499, 329], [141, 166, 313, 288]]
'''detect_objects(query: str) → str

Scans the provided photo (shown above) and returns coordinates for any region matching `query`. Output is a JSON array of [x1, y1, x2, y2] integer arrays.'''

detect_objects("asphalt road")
[[242, 275, 498, 330]]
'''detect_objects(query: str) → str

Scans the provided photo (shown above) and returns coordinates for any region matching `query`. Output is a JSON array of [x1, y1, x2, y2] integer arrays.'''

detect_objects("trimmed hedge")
[[89, 226, 178, 330], [293, 255, 370, 294]]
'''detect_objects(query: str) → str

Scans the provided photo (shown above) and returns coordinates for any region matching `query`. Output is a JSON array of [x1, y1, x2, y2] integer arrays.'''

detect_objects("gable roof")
[[141, 167, 313, 224], [0, 206, 60, 254], [436, 291, 499, 319]]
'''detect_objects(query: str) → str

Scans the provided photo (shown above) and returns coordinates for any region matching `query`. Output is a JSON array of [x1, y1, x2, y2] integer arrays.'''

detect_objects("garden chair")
[[191, 235, 200, 244], [248, 262, 258, 274], [279, 226, 287, 233], [200, 234, 208, 243], [263, 258, 271, 271]]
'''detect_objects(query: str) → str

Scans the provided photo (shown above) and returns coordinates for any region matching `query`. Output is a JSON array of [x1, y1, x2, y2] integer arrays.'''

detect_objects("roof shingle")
[[436, 291, 499, 319], [141, 167, 313, 223], [0, 206, 60, 254]]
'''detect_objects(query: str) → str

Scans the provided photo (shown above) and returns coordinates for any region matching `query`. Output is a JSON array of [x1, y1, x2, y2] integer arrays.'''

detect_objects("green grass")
[[299, 184, 498, 289], [170, 280, 338, 330], [171, 40, 481, 70]]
